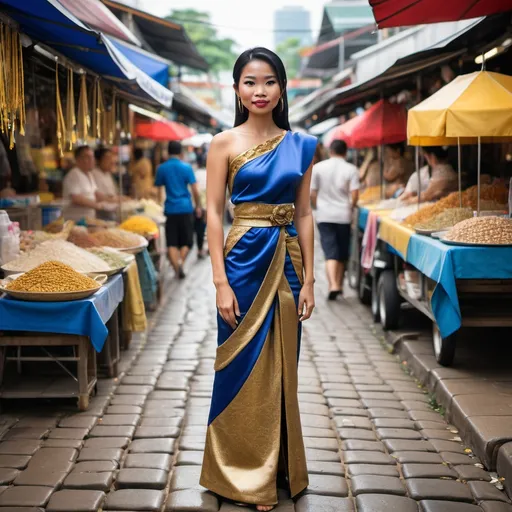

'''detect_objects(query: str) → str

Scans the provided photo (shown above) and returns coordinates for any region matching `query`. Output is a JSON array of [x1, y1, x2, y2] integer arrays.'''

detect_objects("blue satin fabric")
[[208, 132, 317, 424]]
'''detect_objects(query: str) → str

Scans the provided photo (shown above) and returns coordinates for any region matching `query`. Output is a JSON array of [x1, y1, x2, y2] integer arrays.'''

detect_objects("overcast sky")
[[137, 0, 324, 51]]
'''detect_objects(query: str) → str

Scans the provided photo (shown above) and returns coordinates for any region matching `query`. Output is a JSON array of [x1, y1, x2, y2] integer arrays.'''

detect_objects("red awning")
[[369, 0, 512, 28], [329, 100, 407, 148], [135, 120, 194, 141]]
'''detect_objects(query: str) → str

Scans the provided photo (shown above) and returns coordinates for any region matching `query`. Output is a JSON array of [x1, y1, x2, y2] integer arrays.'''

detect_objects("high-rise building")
[[274, 6, 312, 49]]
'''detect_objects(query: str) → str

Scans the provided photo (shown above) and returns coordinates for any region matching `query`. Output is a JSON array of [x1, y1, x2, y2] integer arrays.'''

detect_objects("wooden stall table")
[[0, 274, 124, 410]]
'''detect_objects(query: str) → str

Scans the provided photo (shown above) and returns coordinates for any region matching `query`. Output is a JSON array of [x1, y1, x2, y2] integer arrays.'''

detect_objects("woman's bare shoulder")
[[210, 129, 237, 149]]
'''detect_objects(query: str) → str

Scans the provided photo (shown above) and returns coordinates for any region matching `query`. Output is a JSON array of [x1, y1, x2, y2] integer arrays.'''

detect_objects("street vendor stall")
[[364, 69, 512, 366]]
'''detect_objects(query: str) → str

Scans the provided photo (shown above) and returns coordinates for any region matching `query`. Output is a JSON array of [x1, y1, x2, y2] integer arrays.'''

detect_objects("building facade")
[[274, 6, 312, 49]]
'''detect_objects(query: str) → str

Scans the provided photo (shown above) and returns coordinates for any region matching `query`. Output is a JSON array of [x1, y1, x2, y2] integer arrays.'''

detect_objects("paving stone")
[[129, 439, 175, 454], [392, 452, 444, 464], [99, 415, 140, 427], [343, 451, 395, 465], [124, 454, 172, 471], [355, 494, 418, 512], [401, 464, 458, 479], [302, 427, 336, 438], [305, 474, 348, 497], [419, 501, 482, 512], [88, 426, 135, 438], [303, 438, 339, 451], [105, 489, 164, 511], [362, 399, 404, 410], [337, 429, 376, 441], [342, 440, 385, 452], [14, 469, 68, 487], [77, 448, 123, 463], [346, 464, 399, 477], [368, 409, 409, 419], [3, 429, 49, 440], [480, 502, 512, 512], [468, 482, 510, 503], [307, 461, 344, 476], [47, 428, 90, 440], [0, 441, 41, 456], [111, 396, 147, 407], [43, 440, 83, 449], [429, 440, 466, 454], [440, 453, 478, 466], [134, 427, 180, 439], [295, 494, 354, 511], [334, 417, 372, 429], [164, 489, 219, 512], [384, 440, 435, 453], [306, 449, 340, 462], [140, 418, 182, 428], [72, 461, 118, 472], [0, 487, 53, 507], [58, 417, 98, 429], [0, 508, 44, 512], [175, 451, 204, 466], [372, 419, 417, 429], [84, 437, 130, 449], [0, 456, 31, 469], [415, 421, 451, 430], [169, 467, 203, 492], [116, 469, 168, 490], [0, 469, 18, 485], [106, 406, 143, 415], [421, 429, 459, 441], [63, 471, 114, 491], [46, 490, 105, 512], [330, 407, 368, 417], [28, 448, 77, 470], [377, 428, 423, 440], [454, 465, 492, 482], [351, 475, 405, 496], [405, 479, 473, 502], [409, 411, 445, 422]]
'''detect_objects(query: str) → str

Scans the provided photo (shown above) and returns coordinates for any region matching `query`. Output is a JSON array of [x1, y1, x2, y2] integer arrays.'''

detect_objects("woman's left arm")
[[295, 162, 315, 321]]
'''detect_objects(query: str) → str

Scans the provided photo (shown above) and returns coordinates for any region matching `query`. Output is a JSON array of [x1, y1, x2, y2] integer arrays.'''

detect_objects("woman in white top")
[[399, 165, 431, 202], [92, 148, 118, 199]]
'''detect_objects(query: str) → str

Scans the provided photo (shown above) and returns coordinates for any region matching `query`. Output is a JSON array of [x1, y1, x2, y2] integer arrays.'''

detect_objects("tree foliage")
[[166, 9, 237, 76], [276, 37, 302, 79]]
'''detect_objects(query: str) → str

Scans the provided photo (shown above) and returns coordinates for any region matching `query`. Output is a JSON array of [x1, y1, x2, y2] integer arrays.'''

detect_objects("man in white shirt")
[[311, 140, 360, 300]]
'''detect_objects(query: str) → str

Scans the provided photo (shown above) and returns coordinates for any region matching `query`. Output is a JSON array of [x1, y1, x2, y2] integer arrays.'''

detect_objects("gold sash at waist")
[[232, 203, 295, 227]]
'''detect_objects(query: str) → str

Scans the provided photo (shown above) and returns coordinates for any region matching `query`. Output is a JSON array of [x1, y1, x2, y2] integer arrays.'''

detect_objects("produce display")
[[415, 208, 473, 231], [2, 240, 111, 273], [68, 227, 101, 248], [88, 248, 132, 269], [444, 216, 512, 245], [403, 184, 508, 226], [141, 199, 164, 219], [19, 231, 36, 252], [90, 228, 144, 249], [5, 261, 100, 292], [359, 186, 381, 204], [120, 216, 158, 237]]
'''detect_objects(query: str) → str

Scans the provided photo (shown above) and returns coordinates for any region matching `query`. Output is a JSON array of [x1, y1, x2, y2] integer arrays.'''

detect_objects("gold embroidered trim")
[[224, 225, 251, 257], [286, 236, 304, 286], [233, 202, 295, 227], [228, 133, 286, 193]]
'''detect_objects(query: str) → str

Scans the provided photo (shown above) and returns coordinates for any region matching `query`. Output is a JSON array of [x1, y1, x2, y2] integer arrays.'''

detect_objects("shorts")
[[165, 213, 194, 248], [317, 222, 351, 262]]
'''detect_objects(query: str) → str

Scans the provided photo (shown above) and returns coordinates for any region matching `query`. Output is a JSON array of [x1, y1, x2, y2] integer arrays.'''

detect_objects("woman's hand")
[[298, 282, 315, 321], [216, 281, 240, 329]]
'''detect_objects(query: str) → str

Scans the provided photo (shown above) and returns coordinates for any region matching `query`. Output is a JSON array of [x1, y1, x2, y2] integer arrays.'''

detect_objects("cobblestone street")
[[0, 254, 509, 512]]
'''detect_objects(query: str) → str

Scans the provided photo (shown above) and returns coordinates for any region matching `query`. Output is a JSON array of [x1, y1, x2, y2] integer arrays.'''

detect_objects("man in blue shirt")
[[155, 141, 201, 279]]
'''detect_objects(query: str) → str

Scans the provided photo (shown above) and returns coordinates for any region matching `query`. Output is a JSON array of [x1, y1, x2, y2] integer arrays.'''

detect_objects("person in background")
[[384, 143, 413, 197], [63, 145, 114, 221], [311, 139, 359, 300], [359, 148, 381, 189], [398, 164, 431, 202], [130, 148, 153, 199], [312, 142, 327, 166], [93, 148, 118, 199], [155, 141, 202, 279]]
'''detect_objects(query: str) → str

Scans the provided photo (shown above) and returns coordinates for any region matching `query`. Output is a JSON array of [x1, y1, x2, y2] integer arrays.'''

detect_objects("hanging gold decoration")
[[95, 80, 105, 140], [55, 61, 67, 156], [108, 90, 116, 145], [76, 73, 89, 142], [66, 68, 77, 149], [0, 23, 26, 148]]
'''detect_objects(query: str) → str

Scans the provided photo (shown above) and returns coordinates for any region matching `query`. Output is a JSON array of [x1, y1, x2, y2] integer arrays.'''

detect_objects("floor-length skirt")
[[200, 208, 308, 506]]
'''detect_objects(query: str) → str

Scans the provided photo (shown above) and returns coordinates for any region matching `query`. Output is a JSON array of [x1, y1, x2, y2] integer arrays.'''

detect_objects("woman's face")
[[235, 59, 281, 116]]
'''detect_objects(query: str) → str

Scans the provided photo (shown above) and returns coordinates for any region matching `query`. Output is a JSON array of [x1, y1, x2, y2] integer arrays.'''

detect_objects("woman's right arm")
[[206, 134, 240, 329]]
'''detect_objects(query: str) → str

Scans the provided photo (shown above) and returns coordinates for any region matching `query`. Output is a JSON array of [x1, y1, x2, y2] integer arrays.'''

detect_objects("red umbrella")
[[369, 0, 512, 29], [135, 119, 194, 141], [330, 100, 407, 148]]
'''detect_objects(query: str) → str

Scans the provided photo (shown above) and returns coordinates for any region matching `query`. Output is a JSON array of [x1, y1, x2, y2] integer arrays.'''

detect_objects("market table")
[[0, 274, 123, 409]]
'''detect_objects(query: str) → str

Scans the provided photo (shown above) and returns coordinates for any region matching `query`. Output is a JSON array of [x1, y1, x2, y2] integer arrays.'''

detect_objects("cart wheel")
[[378, 270, 401, 330], [371, 275, 380, 323], [358, 269, 371, 305], [432, 324, 456, 366]]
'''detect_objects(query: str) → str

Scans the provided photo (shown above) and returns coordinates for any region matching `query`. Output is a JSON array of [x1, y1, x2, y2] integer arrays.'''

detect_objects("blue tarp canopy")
[[0, 0, 172, 107], [110, 39, 169, 87]]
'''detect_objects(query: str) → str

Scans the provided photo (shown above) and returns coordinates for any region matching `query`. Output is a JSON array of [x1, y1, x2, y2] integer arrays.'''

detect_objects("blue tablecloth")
[[358, 207, 369, 231], [0, 274, 124, 352], [407, 235, 512, 338]]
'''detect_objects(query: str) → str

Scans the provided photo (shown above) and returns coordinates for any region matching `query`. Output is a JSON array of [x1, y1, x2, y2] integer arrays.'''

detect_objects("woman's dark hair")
[[386, 142, 405, 156], [423, 146, 449, 162], [232, 47, 291, 131], [133, 148, 144, 161], [94, 147, 112, 162]]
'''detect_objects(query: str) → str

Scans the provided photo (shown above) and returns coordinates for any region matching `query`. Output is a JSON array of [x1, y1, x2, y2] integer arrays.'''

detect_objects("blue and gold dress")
[[200, 131, 318, 506]]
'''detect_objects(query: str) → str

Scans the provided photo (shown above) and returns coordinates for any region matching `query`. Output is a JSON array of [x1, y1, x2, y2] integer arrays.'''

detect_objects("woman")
[[398, 164, 431, 202], [93, 148, 118, 199], [200, 47, 317, 510], [129, 148, 153, 199], [383, 143, 413, 198]]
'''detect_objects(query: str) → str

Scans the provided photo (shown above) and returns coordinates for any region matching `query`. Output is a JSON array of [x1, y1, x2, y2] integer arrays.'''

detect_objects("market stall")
[[361, 69, 512, 366]]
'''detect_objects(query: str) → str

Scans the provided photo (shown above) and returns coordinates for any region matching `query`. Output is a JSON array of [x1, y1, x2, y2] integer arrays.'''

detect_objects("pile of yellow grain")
[[6, 261, 100, 293], [120, 216, 158, 236], [90, 229, 142, 248], [359, 186, 382, 204], [403, 184, 508, 226]]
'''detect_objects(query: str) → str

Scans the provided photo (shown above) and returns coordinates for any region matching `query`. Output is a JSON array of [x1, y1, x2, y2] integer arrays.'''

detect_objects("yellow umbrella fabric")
[[408, 71, 512, 146]]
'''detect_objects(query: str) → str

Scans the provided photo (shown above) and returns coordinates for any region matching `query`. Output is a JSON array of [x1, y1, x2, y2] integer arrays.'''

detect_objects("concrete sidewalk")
[[0, 256, 507, 511]]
